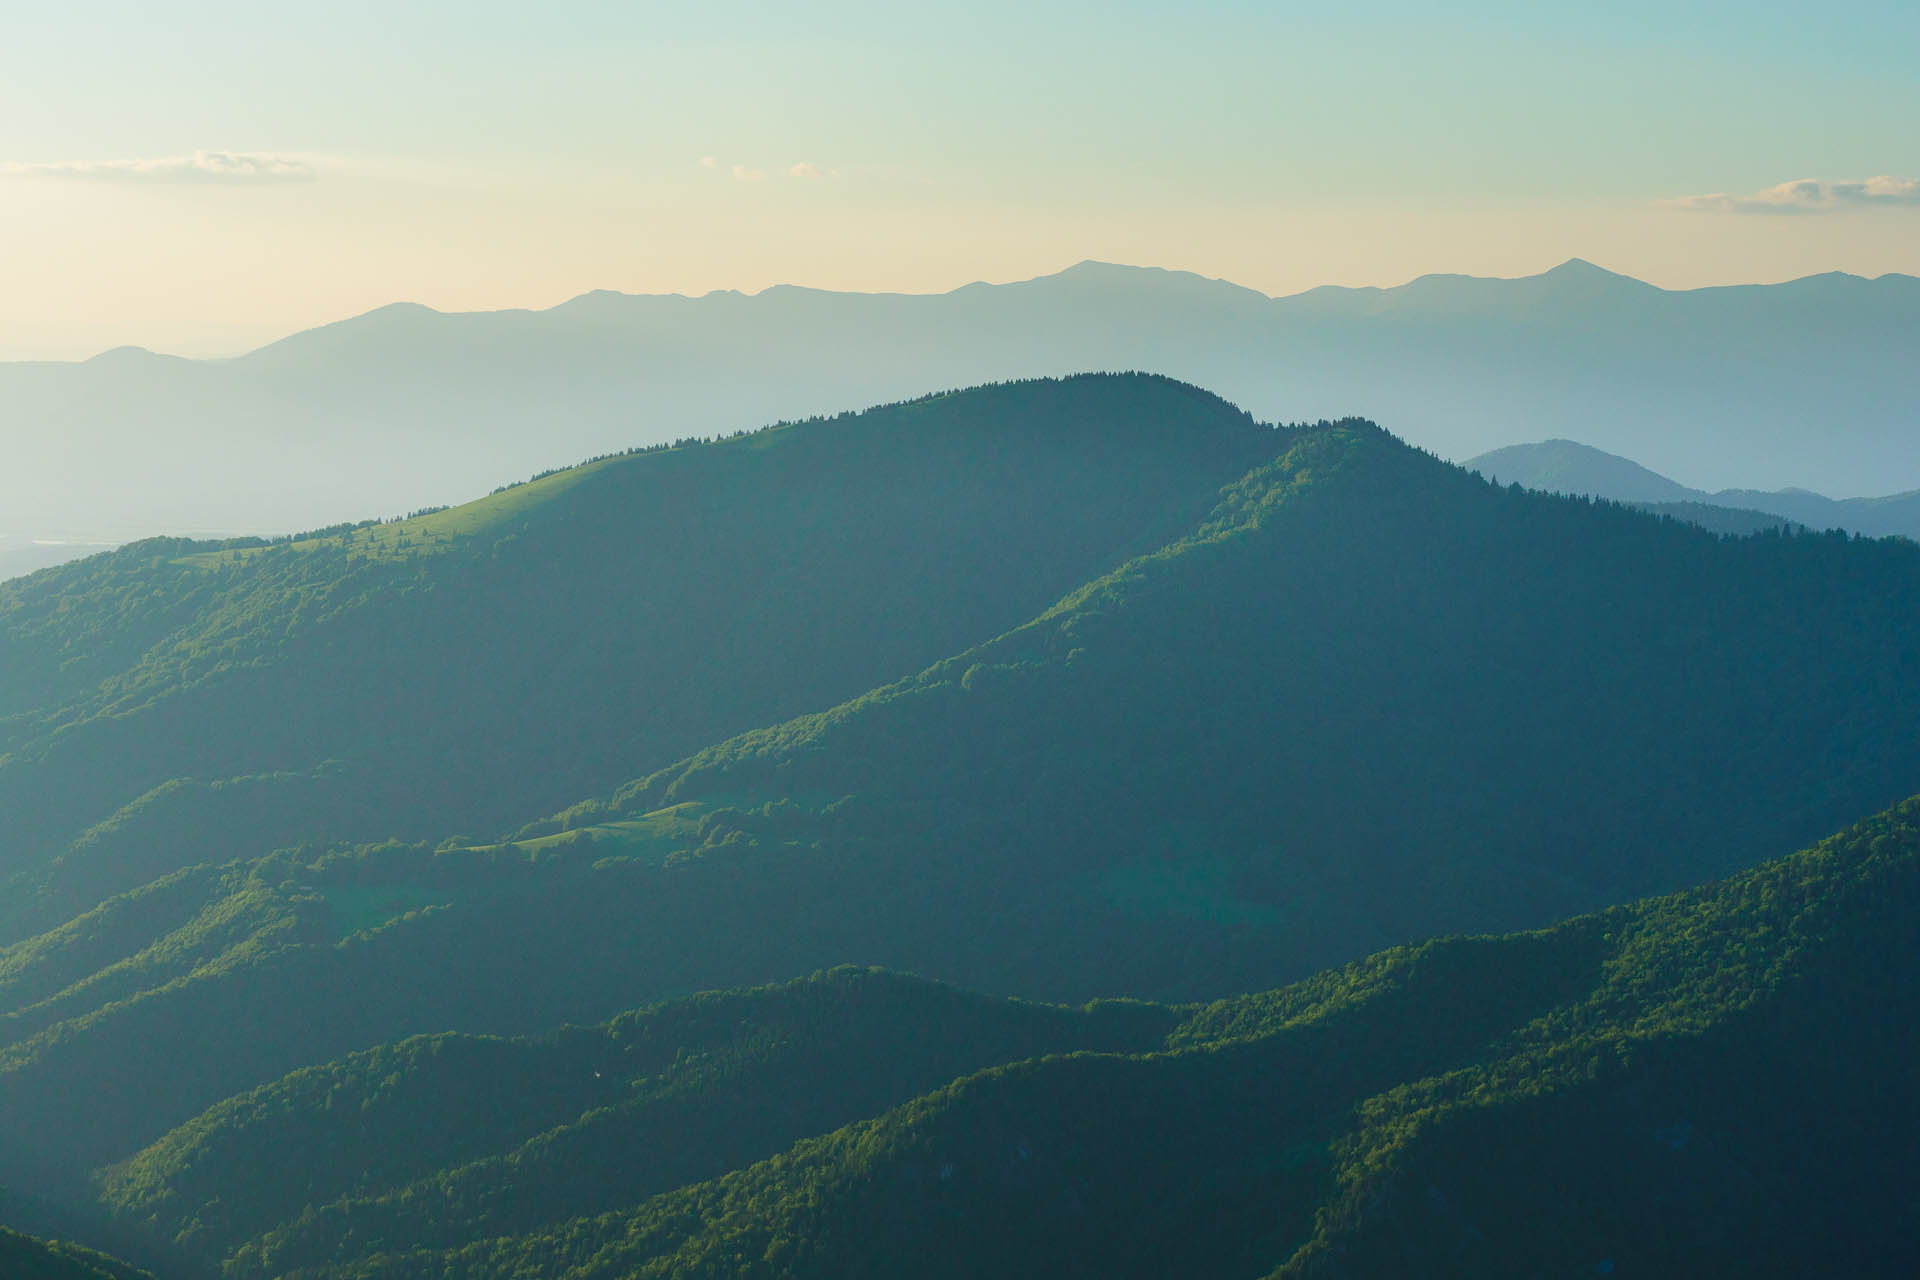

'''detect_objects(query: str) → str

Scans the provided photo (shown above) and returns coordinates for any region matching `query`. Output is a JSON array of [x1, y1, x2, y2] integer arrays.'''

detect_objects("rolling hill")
[[75, 794, 1920, 1279], [8, 380, 1920, 1222], [0, 374, 1272, 940]]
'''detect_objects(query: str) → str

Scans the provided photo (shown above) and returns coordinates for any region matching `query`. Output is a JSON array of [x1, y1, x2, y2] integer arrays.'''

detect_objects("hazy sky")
[[3, 0, 1916, 359]]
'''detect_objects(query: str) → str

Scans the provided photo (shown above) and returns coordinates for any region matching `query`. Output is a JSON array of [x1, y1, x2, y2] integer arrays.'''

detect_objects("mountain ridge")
[[1468, 437, 1920, 538], [0, 375, 1274, 938], [8, 257, 1920, 539], [9, 388, 1920, 1216], [70, 791, 1920, 1280], [43, 258, 1920, 365]]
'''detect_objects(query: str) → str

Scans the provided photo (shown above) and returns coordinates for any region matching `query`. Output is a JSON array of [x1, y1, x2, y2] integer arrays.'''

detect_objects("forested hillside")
[[1629, 500, 1799, 537], [9, 387, 1920, 1230], [0, 374, 1271, 940], [0, 1226, 150, 1280], [98, 969, 1171, 1278], [77, 796, 1920, 1279], [610, 416, 1920, 991], [443, 795, 1920, 1279]]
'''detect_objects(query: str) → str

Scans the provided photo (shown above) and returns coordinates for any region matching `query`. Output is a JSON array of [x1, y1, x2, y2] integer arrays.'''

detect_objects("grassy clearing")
[[320, 804, 712, 939], [174, 453, 633, 570], [512, 803, 710, 859]]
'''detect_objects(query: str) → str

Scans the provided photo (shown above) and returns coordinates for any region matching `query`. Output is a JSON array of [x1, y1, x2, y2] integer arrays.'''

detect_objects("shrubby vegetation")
[[78, 798, 1920, 1279], [1629, 498, 1800, 536], [100, 968, 1171, 1276], [10, 385, 1920, 1215], [0, 374, 1272, 938], [10, 375, 1920, 1275], [608, 415, 1920, 993], [0, 1226, 149, 1280]]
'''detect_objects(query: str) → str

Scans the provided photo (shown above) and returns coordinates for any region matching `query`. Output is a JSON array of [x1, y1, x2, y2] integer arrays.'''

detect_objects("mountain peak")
[[1534, 258, 1658, 290], [1542, 256, 1606, 276], [1300, 259, 1661, 315], [83, 344, 178, 365], [1018, 259, 1273, 305], [1463, 438, 1699, 503], [1057, 259, 1148, 277]]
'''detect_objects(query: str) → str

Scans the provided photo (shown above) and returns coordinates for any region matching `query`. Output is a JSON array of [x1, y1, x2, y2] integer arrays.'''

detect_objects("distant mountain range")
[[1468, 438, 1920, 539], [4, 259, 1917, 540]]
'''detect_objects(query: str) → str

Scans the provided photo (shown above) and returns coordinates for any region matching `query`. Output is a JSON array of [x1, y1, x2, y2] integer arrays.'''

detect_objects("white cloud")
[[698, 155, 717, 168], [0, 150, 315, 184], [1831, 175, 1920, 204], [787, 161, 827, 180], [730, 163, 766, 181], [1670, 175, 1920, 214]]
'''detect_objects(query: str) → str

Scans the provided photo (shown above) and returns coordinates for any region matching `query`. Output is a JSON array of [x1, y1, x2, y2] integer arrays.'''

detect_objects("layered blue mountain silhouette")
[[6, 259, 1917, 540], [1469, 437, 1920, 540]]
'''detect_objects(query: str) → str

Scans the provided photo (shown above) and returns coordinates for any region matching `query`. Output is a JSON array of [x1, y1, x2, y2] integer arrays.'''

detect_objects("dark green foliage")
[[0, 374, 1272, 939], [12, 377, 1920, 1277], [229, 796, 1920, 1280], [1630, 499, 1800, 536], [11, 392, 1920, 1215], [0, 1226, 151, 1280], [99, 968, 1174, 1277], [613, 417, 1920, 995]]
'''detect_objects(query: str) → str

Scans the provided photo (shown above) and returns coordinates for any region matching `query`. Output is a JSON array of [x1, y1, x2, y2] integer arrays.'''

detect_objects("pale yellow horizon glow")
[[4, 171, 1919, 362], [7, 1, 1917, 360]]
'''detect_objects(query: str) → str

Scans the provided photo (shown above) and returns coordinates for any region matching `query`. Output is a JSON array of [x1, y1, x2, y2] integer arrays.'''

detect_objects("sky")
[[2, 0, 1916, 360]]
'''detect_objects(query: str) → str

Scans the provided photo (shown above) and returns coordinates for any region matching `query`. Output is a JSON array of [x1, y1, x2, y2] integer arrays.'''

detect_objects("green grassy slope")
[[280, 795, 1920, 1280], [0, 374, 1273, 939]]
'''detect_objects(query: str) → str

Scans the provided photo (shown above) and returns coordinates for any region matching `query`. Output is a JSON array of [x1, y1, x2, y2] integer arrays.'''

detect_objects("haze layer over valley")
[[8, 259, 1918, 553]]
